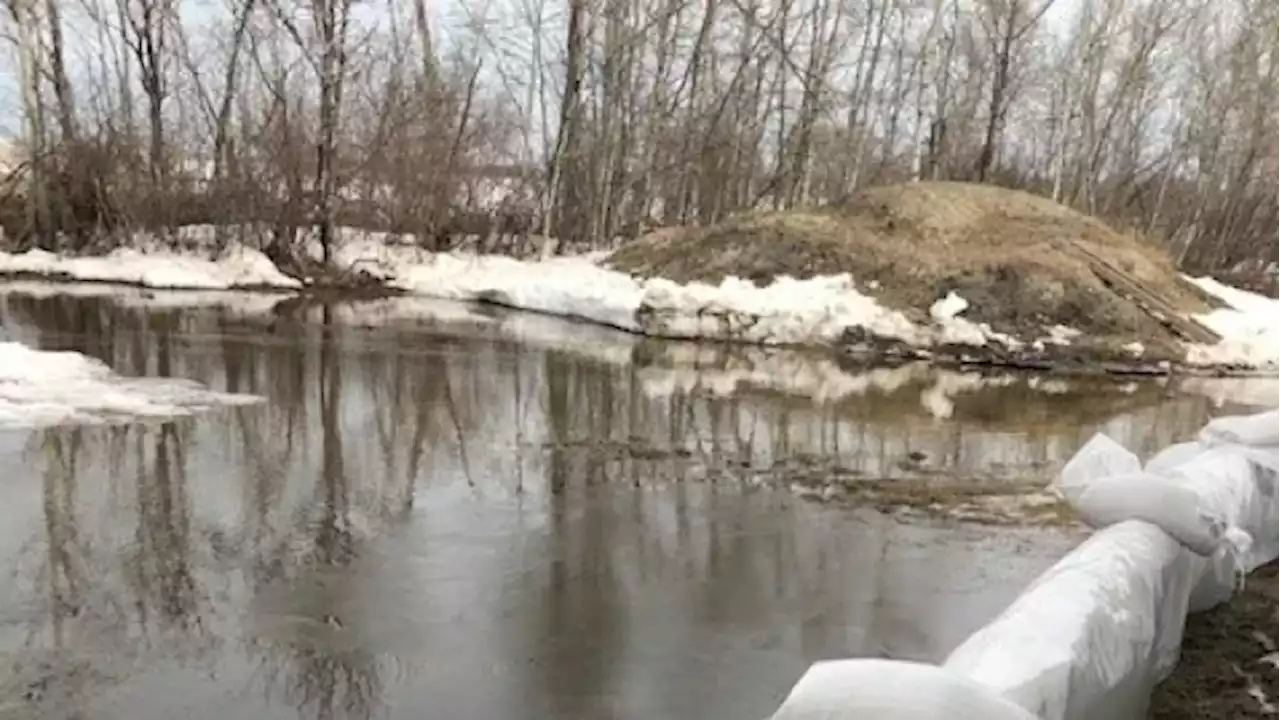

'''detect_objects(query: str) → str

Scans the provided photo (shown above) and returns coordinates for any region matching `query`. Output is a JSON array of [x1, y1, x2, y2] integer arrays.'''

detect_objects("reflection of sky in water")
[[0, 287, 1246, 720]]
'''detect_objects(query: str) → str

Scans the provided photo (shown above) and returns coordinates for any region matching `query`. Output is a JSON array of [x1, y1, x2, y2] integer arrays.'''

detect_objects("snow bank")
[[395, 253, 646, 332], [0, 244, 300, 290], [1185, 275, 1279, 369], [324, 239, 1023, 350], [0, 341, 263, 429], [768, 410, 1279, 720]]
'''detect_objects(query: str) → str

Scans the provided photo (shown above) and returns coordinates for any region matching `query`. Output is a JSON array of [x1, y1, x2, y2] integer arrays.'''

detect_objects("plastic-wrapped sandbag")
[[769, 659, 1038, 720], [1199, 409, 1279, 450], [768, 412, 1277, 720], [1188, 527, 1253, 612], [946, 411, 1279, 720], [1056, 434, 1229, 556], [1144, 441, 1203, 475], [942, 521, 1203, 720]]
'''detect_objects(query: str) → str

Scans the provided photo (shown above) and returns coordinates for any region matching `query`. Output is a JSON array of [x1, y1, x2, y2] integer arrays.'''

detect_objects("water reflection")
[[0, 289, 1247, 720]]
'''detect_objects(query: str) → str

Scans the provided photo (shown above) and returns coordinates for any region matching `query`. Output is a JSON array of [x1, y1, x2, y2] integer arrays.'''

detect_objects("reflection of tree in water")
[[5, 419, 216, 710], [39, 429, 86, 646], [358, 328, 475, 510], [34, 421, 210, 640], [255, 644, 385, 720], [248, 308, 383, 720], [532, 349, 628, 716], [126, 422, 205, 635], [0, 293, 124, 365]]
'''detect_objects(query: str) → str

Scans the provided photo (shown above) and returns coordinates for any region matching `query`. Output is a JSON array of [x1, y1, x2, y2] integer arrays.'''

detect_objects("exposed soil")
[[1149, 561, 1279, 719], [609, 182, 1224, 363]]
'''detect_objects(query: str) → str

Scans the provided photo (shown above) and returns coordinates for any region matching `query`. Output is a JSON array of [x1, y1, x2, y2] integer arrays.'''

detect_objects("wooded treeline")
[[2, 0, 1276, 272]]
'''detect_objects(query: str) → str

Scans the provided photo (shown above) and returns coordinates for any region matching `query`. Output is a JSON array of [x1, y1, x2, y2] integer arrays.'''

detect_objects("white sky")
[[0, 0, 1084, 143]]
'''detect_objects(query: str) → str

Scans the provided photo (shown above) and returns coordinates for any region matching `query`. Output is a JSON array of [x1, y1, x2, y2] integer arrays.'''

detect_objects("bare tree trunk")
[[312, 0, 355, 264], [544, 0, 588, 247], [211, 0, 256, 187], [44, 0, 77, 143], [975, 0, 1055, 182], [8, 0, 51, 247]]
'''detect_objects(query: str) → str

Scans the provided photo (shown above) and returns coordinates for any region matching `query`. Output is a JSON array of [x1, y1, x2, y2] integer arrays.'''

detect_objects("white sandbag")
[[1058, 433, 1142, 485], [1144, 441, 1203, 475], [1064, 474, 1228, 556], [1057, 434, 1228, 556], [1199, 409, 1279, 449], [1187, 527, 1253, 612], [1158, 446, 1277, 564], [942, 521, 1202, 720], [769, 659, 1038, 720]]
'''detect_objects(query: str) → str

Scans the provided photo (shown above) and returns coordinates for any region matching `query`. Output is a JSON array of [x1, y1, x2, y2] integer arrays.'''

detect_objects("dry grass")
[[609, 182, 1217, 355]]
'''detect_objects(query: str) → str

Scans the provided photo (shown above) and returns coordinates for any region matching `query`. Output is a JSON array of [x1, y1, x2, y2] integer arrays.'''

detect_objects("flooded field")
[[0, 285, 1266, 720]]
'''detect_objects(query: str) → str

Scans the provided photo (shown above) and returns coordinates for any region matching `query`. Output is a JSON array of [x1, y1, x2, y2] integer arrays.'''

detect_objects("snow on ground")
[[0, 243, 299, 290], [0, 341, 263, 429], [1185, 275, 1280, 369], [394, 253, 646, 332]]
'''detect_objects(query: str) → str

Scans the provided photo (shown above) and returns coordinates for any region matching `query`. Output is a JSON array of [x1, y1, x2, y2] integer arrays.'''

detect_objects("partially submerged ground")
[[609, 182, 1228, 368], [1149, 561, 1278, 719]]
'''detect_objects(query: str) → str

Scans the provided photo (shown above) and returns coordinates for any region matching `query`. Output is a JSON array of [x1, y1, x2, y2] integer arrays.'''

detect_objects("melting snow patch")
[[395, 253, 645, 332], [928, 291, 1023, 349], [1121, 341, 1145, 357], [0, 244, 300, 290], [0, 341, 262, 429], [375, 249, 1024, 351], [1043, 325, 1082, 346], [1184, 275, 1279, 369]]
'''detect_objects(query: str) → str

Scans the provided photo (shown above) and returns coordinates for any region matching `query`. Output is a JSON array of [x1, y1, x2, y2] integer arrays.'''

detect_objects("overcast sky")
[[0, 0, 1084, 144]]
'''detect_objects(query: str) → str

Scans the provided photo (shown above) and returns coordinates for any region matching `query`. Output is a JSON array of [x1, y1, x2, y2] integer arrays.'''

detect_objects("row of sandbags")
[[769, 410, 1279, 720]]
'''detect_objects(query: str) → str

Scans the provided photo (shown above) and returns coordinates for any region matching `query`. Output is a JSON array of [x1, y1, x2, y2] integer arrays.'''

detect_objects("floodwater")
[[0, 284, 1265, 720]]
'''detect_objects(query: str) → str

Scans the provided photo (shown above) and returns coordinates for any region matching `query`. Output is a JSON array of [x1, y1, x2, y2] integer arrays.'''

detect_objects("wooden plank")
[[1059, 241, 1222, 345]]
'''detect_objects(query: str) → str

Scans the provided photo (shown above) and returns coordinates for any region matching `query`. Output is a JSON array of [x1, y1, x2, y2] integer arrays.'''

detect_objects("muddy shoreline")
[[1149, 562, 1279, 719]]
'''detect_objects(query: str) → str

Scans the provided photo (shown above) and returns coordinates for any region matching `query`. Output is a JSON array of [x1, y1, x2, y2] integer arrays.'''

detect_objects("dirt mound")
[[608, 182, 1219, 361]]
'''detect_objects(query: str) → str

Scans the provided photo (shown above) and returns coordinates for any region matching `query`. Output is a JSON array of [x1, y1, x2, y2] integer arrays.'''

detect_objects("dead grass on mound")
[[608, 182, 1216, 353]]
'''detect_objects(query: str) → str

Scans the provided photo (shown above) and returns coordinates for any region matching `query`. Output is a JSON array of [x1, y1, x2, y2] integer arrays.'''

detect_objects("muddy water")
[[0, 288, 1256, 720]]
